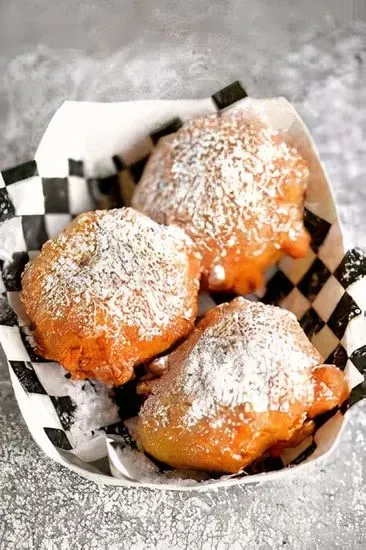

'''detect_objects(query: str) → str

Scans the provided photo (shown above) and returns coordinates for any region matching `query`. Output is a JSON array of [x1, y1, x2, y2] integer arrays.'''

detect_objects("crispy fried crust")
[[133, 111, 310, 294], [137, 299, 349, 473], [21, 208, 201, 385]]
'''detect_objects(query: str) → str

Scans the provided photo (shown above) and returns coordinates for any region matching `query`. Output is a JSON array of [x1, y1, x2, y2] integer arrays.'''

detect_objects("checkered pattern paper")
[[0, 82, 365, 488]]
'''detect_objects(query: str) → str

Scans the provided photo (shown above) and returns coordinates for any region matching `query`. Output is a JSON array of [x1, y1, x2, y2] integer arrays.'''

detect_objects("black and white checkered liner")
[[0, 82, 365, 481]]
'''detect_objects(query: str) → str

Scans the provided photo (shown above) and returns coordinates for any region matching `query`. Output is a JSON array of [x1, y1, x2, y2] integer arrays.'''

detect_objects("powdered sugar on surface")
[[64, 378, 120, 447], [23, 207, 198, 342], [143, 298, 322, 430], [132, 111, 309, 263], [182, 299, 320, 425], [113, 445, 208, 485]]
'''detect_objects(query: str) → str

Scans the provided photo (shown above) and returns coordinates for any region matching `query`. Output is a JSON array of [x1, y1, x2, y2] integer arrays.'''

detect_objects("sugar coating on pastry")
[[21, 207, 201, 385], [137, 298, 349, 473], [132, 110, 310, 294], [180, 303, 318, 425], [140, 298, 320, 426]]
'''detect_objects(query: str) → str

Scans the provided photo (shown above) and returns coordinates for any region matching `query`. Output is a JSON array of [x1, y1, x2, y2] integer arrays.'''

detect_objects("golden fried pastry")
[[132, 110, 310, 294], [137, 298, 349, 473], [136, 356, 170, 396], [21, 208, 201, 386]]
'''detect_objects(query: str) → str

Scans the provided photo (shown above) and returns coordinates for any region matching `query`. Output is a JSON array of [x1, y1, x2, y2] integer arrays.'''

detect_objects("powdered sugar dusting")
[[132, 110, 309, 268], [23, 207, 199, 343], [143, 298, 322, 430], [65, 379, 120, 447], [112, 445, 208, 485], [182, 299, 319, 426]]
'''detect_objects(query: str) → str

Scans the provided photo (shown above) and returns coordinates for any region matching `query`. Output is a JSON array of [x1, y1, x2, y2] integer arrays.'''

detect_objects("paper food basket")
[[0, 82, 365, 490]]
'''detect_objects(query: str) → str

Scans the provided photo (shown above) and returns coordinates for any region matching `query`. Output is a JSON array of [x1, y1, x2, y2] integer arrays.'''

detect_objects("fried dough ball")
[[132, 110, 310, 294], [21, 208, 201, 386], [137, 298, 349, 473]]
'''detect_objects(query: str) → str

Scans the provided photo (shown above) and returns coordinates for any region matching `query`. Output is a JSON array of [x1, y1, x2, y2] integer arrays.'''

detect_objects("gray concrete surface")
[[0, 2, 365, 549]]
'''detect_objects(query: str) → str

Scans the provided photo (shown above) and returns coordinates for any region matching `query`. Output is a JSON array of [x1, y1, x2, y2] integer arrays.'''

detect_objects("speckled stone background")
[[0, 2, 366, 549]]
